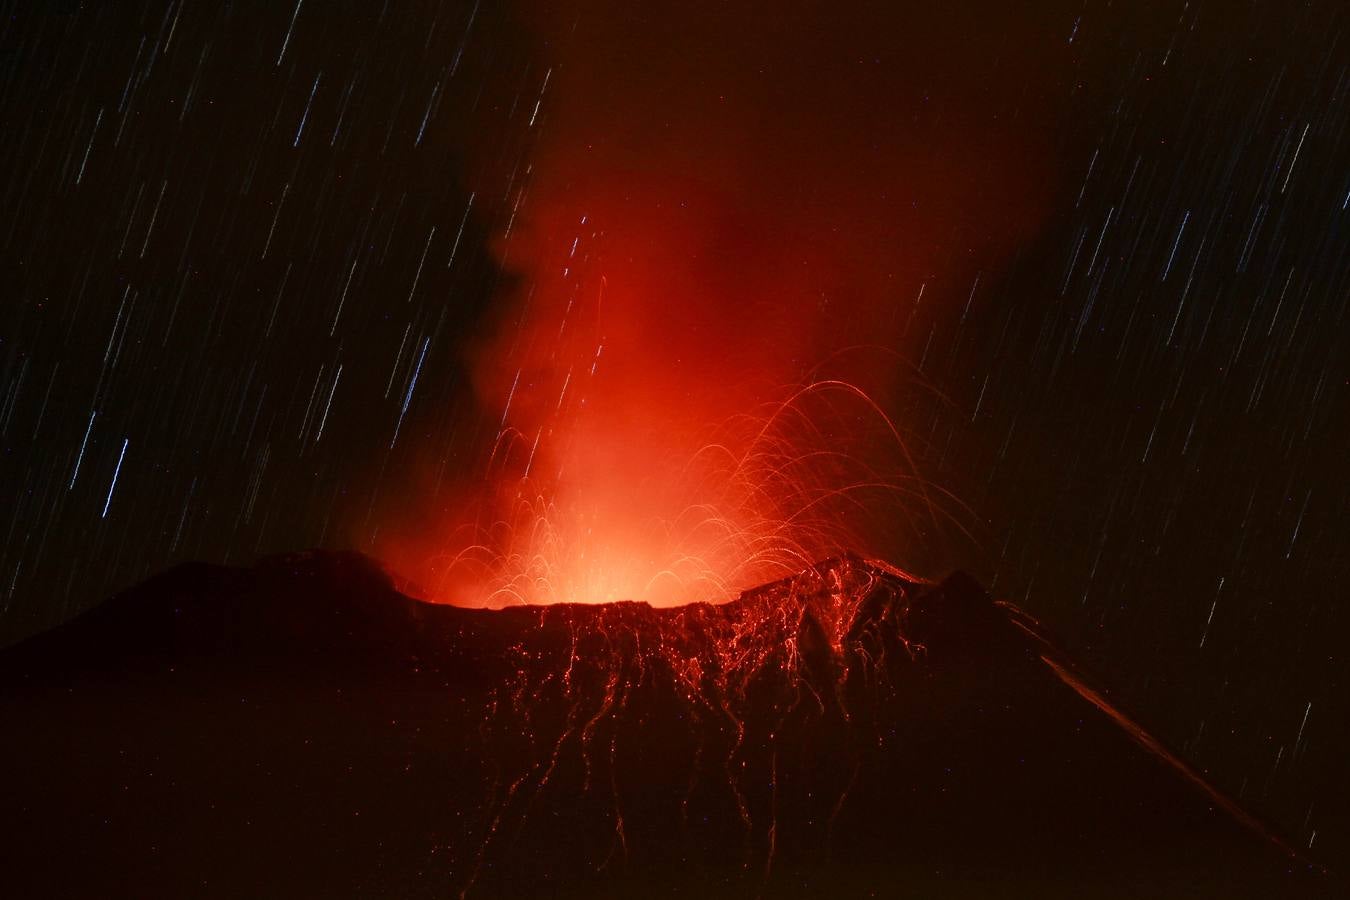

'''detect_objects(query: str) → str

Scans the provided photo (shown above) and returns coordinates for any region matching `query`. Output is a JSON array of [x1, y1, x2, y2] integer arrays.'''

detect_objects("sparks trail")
[[452, 554, 928, 894], [378, 143, 977, 613], [412, 377, 959, 611]]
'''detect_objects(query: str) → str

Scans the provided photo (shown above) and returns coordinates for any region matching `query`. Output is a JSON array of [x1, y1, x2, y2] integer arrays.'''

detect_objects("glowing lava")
[[3, 550, 1317, 897], [377, 4, 1055, 607], [457, 553, 931, 894], [380, 182, 963, 609], [399, 371, 946, 608]]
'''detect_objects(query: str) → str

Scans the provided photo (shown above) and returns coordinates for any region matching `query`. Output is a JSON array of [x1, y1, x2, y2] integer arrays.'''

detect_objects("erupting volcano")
[[1, 551, 1331, 897], [4, 1, 1343, 896]]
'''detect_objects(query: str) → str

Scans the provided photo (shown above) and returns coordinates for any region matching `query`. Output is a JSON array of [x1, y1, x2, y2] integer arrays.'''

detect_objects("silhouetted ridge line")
[[1, 550, 1331, 898]]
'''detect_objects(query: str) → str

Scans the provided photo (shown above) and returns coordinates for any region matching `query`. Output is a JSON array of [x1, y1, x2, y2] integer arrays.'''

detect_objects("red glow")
[[455, 555, 930, 889], [377, 4, 1061, 606]]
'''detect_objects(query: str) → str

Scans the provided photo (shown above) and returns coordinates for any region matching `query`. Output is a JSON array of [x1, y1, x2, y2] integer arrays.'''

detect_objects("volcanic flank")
[[0, 552, 1333, 898]]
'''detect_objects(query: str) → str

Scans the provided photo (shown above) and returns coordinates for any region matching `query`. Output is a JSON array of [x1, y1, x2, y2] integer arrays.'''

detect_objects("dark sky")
[[2, 0, 1347, 867]]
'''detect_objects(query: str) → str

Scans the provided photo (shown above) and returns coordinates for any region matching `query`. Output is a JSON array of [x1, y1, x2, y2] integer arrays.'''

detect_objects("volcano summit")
[[1, 552, 1332, 898]]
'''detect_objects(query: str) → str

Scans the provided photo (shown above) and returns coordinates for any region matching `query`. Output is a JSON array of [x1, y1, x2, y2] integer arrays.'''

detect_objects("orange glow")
[[375, 4, 1057, 606], [402, 374, 939, 607], [379, 187, 956, 607]]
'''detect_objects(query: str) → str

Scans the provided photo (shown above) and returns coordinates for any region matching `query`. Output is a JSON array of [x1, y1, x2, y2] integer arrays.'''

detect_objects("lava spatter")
[[462, 555, 925, 888]]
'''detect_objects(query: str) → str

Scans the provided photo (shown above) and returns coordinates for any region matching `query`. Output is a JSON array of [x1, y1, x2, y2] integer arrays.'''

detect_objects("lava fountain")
[[376, 2, 1058, 607], [398, 195, 952, 606], [415, 372, 949, 608]]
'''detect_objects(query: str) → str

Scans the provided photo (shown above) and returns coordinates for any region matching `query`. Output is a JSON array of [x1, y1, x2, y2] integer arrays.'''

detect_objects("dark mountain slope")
[[0, 551, 1332, 898]]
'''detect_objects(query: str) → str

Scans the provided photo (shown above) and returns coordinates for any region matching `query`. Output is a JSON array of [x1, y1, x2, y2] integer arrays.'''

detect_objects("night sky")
[[2, 0, 1348, 868]]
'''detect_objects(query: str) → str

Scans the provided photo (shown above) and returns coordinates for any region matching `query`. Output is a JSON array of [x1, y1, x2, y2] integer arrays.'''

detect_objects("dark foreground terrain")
[[0, 551, 1334, 898]]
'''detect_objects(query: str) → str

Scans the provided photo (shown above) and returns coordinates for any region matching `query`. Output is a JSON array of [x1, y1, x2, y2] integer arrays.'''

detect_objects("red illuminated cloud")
[[387, 2, 1070, 606]]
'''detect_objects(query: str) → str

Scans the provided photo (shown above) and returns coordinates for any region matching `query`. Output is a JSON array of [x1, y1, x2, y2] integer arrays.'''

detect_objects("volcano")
[[0, 552, 1333, 898]]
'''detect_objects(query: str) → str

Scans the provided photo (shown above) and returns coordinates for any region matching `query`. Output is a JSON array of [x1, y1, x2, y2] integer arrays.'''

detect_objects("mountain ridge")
[[0, 549, 1333, 898]]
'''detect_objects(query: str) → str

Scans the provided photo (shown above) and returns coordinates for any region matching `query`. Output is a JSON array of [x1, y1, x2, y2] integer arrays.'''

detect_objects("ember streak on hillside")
[[1, 0, 1348, 896], [0, 552, 1335, 896]]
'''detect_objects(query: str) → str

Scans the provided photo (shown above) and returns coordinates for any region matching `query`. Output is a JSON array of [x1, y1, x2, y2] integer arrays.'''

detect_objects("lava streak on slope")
[[461, 554, 929, 891], [1, 551, 1326, 898]]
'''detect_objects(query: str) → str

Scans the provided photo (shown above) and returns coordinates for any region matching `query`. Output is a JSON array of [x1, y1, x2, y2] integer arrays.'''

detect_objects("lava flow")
[[459, 553, 928, 892], [3, 550, 1322, 898]]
